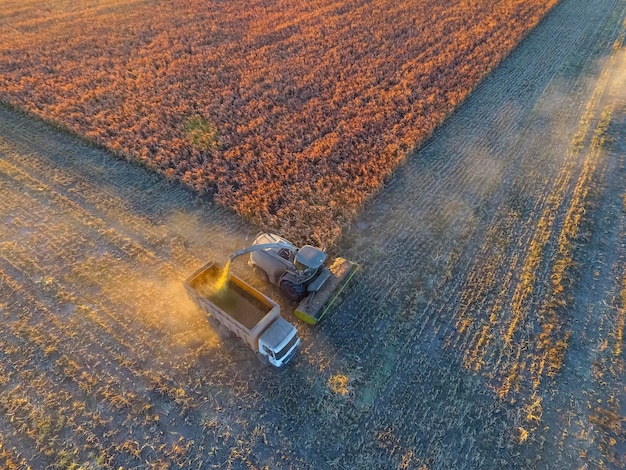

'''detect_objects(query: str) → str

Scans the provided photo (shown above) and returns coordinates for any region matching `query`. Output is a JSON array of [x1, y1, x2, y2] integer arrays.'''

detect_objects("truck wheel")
[[280, 280, 306, 301]]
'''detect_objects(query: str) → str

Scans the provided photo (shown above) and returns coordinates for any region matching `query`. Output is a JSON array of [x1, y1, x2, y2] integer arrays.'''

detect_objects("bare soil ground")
[[1, 0, 625, 468]]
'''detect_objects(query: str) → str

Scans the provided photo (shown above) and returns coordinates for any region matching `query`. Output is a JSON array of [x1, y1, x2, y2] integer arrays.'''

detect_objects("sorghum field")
[[1, 0, 626, 469], [0, 0, 560, 245]]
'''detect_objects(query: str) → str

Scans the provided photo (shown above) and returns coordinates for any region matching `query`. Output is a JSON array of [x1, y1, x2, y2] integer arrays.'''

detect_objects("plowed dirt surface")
[[1, 0, 625, 468]]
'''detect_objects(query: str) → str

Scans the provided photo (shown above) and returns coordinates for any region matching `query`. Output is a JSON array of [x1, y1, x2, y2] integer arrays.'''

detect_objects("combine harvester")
[[228, 232, 357, 324]]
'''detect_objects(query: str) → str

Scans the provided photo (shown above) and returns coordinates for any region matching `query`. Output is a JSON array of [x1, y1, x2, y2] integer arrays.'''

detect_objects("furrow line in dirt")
[[0, 252, 72, 336], [0, 338, 18, 389], [609, 188, 626, 368], [0, 136, 205, 269], [614, 244, 626, 363], [0, 257, 195, 465], [537, 117, 626, 467], [503, 13, 626, 404], [0, 252, 147, 385], [0, 157, 186, 281], [452, 212, 519, 351]]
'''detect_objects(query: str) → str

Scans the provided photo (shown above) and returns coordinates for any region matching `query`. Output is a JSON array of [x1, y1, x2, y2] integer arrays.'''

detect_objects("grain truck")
[[184, 261, 300, 368]]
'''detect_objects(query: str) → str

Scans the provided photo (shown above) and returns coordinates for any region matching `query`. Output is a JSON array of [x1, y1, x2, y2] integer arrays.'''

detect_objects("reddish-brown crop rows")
[[0, 0, 558, 245]]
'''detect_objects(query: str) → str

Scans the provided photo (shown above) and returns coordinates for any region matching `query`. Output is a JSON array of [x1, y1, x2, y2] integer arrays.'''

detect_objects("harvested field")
[[1, 0, 626, 469], [0, 0, 559, 244]]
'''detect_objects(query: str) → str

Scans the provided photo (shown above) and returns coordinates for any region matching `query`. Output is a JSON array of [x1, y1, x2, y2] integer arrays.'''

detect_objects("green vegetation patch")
[[183, 115, 219, 152]]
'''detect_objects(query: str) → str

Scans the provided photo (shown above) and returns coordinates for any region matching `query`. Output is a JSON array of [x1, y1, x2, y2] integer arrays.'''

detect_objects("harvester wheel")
[[280, 280, 306, 301]]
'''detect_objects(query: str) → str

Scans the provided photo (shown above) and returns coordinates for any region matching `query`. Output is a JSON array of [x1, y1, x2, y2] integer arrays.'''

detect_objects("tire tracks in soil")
[[536, 97, 626, 467], [320, 0, 626, 467]]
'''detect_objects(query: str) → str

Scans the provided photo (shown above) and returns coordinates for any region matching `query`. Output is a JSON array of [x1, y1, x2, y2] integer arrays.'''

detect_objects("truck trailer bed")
[[185, 262, 275, 330]]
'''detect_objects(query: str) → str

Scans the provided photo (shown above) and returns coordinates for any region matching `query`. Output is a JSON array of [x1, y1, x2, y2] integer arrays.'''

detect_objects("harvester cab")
[[228, 232, 357, 324]]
